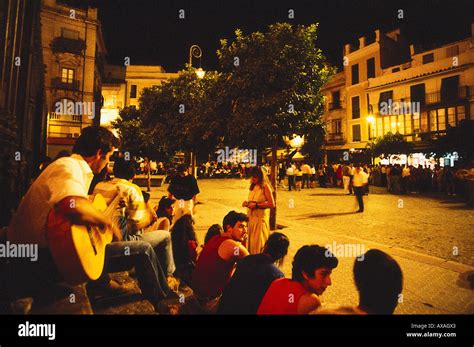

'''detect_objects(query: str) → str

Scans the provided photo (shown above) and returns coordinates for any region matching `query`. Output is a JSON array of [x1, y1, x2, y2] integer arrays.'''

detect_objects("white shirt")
[[7, 154, 93, 248], [352, 170, 369, 187]]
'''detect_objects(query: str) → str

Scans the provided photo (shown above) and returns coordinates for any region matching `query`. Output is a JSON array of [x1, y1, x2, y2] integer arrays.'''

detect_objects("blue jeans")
[[136, 230, 176, 277], [101, 241, 170, 305]]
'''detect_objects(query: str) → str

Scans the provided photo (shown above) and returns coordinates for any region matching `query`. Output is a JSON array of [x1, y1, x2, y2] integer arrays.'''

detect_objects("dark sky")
[[63, 0, 473, 72]]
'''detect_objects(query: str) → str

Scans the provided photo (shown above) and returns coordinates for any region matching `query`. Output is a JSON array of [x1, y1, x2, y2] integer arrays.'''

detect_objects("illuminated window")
[[420, 112, 428, 132], [429, 110, 437, 132], [438, 108, 446, 131], [457, 106, 465, 122], [447, 107, 455, 127], [405, 114, 412, 134], [61, 68, 74, 84]]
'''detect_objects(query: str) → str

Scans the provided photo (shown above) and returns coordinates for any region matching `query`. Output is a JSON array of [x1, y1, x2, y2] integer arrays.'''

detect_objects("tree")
[[217, 22, 334, 229], [140, 68, 228, 166], [366, 132, 414, 162], [111, 106, 166, 159]]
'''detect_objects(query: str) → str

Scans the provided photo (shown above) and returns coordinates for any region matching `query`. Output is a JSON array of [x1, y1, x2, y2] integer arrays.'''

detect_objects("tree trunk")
[[269, 141, 277, 230]]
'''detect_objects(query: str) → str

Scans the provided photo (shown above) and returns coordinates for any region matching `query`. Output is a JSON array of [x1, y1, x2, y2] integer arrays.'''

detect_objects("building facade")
[[41, 0, 106, 158], [100, 65, 179, 128], [322, 24, 474, 167]]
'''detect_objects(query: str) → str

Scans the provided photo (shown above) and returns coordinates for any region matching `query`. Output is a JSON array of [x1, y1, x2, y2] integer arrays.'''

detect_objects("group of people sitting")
[[185, 212, 403, 314]]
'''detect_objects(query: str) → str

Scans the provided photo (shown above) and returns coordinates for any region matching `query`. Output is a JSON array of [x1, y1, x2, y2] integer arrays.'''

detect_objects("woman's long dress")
[[246, 184, 270, 254]]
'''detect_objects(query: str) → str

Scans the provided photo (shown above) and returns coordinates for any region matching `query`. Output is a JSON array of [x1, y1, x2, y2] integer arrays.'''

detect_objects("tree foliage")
[[217, 22, 334, 150], [367, 132, 414, 158], [429, 119, 474, 165]]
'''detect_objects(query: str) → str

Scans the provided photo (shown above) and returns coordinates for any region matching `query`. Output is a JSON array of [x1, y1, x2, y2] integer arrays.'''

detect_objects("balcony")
[[328, 102, 342, 110], [425, 86, 473, 105], [51, 37, 86, 55], [51, 78, 80, 91], [326, 133, 345, 145], [48, 112, 82, 123]]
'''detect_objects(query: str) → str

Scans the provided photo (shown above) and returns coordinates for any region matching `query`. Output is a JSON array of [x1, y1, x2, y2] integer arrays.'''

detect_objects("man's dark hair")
[[264, 232, 289, 263], [222, 211, 248, 231], [113, 158, 136, 180], [292, 245, 338, 282], [177, 163, 189, 174], [73, 126, 120, 157], [353, 249, 403, 314]]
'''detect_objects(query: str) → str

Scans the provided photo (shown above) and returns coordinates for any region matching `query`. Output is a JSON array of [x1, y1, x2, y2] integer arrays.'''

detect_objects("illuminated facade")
[[42, 0, 106, 158], [322, 24, 474, 165], [100, 65, 179, 129]]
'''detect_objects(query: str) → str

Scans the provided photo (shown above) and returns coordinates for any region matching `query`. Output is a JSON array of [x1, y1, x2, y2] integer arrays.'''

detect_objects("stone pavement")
[[148, 178, 474, 315]]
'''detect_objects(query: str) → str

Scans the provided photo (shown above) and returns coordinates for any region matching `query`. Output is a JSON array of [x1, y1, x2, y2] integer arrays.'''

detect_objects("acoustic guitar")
[[46, 192, 121, 285]]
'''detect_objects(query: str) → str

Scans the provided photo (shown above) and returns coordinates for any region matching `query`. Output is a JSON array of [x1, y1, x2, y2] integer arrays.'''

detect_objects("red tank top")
[[191, 235, 235, 298], [257, 278, 307, 314]]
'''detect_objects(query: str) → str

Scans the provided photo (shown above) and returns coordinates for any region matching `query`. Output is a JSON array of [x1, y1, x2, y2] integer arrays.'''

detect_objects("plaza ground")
[[99, 178, 474, 314]]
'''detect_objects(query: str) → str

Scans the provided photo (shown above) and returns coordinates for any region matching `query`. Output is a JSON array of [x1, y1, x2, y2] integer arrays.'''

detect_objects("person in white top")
[[352, 165, 369, 213]]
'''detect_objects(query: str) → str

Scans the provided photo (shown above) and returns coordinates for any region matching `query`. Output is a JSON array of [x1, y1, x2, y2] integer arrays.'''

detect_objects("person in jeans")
[[93, 158, 176, 279], [191, 211, 249, 312], [353, 165, 369, 213]]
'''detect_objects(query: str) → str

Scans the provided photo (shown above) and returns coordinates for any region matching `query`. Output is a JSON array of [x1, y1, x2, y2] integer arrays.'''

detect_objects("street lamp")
[[367, 114, 375, 140], [189, 45, 205, 79]]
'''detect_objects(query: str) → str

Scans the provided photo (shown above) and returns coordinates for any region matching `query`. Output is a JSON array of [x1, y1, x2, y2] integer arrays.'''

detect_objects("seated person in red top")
[[257, 245, 338, 314], [171, 214, 198, 286], [314, 249, 403, 315], [191, 211, 249, 307]]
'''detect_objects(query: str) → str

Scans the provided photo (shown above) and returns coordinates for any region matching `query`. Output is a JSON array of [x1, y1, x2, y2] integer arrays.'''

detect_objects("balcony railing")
[[47, 131, 81, 139], [48, 112, 82, 122], [51, 37, 86, 55], [51, 78, 80, 91], [326, 133, 345, 144], [328, 102, 342, 110], [425, 86, 472, 105]]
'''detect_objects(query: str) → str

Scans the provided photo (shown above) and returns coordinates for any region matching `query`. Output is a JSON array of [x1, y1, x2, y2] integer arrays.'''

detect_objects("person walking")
[[353, 165, 369, 213], [286, 163, 295, 191]]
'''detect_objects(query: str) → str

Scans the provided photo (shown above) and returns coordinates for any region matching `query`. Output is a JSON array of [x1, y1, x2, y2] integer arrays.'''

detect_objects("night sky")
[[63, 0, 473, 72]]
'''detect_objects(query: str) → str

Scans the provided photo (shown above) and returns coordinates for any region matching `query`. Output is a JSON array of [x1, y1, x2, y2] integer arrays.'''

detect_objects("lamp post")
[[188, 45, 205, 177], [189, 45, 205, 79]]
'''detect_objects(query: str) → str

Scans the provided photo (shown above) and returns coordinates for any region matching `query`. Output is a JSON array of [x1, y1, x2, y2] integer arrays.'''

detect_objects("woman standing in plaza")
[[242, 166, 275, 254]]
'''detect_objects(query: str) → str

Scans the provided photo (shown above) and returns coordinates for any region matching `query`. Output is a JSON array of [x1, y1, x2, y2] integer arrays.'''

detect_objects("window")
[[405, 114, 412, 134], [61, 68, 74, 84], [413, 113, 420, 133], [376, 118, 383, 137], [447, 107, 456, 127], [367, 58, 375, 79], [446, 45, 459, 57], [420, 112, 428, 132], [384, 117, 390, 135], [130, 84, 137, 99], [332, 119, 342, 134], [378, 91, 393, 115], [331, 91, 340, 109], [437, 109, 446, 131], [351, 64, 359, 85], [422, 53, 434, 64], [352, 124, 361, 142], [352, 96, 360, 119], [429, 110, 437, 132], [61, 28, 79, 40], [457, 106, 465, 122], [441, 75, 459, 101], [410, 83, 426, 106]]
